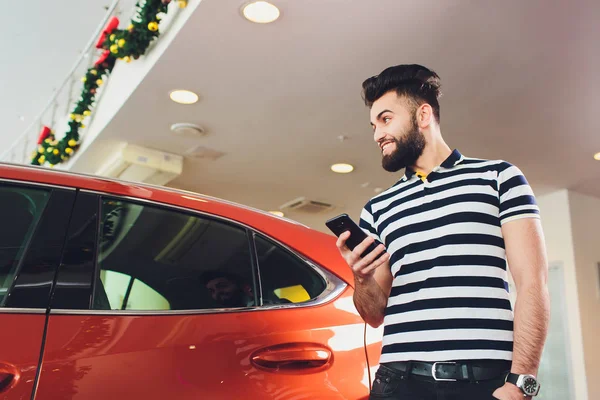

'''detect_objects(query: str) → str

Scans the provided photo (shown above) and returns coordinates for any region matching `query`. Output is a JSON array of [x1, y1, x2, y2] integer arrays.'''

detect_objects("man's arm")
[[504, 217, 550, 374], [494, 217, 550, 399], [336, 232, 392, 327], [353, 257, 393, 327]]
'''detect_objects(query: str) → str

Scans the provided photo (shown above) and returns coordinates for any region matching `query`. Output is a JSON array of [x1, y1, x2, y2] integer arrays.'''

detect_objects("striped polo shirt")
[[359, 149, 540, 363]]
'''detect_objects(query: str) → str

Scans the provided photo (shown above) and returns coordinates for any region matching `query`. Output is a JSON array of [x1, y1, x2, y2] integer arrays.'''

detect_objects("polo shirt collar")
[[403, 149, 463, 180]]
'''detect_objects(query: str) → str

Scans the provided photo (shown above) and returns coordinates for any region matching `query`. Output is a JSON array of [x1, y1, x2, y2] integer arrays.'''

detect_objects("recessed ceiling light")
[[269, 211, 284, 217], [242, 1, 280, 24], [331, 163, 354, 174], [594, 152, 600, 161], [169, 90, 198, 105]]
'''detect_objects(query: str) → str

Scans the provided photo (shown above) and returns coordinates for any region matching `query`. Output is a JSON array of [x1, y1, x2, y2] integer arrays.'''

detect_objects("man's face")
[[370, 91, 426, 172], [206, 277, 242, 306]]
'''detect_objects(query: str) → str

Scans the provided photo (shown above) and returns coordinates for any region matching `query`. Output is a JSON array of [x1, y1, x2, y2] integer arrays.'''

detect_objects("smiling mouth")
[[381, 141, 394, 153]]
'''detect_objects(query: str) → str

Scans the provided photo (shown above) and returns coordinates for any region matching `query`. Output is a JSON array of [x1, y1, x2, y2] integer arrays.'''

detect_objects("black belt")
[[385, 360, 511, 382]]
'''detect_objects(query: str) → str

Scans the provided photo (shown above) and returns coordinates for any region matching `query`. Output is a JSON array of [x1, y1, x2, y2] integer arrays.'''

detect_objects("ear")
[[416, 103, 434, 129]]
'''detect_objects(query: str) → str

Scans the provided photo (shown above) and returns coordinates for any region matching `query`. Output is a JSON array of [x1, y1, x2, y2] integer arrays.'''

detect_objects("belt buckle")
[[431, 362, 458, 382]]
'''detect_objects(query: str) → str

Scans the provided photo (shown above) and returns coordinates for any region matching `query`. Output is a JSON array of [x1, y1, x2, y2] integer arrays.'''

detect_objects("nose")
[[373, 126, 385, 143]]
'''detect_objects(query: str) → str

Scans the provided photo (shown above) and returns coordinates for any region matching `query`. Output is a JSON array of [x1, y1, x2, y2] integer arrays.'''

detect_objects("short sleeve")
[[359, 201, 383, 244], [497, 162, 540, 225]]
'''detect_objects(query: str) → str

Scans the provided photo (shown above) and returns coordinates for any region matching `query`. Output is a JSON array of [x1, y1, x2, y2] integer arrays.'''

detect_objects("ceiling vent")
[[96, 143, 183, 186], [279, 197, 334, 214]]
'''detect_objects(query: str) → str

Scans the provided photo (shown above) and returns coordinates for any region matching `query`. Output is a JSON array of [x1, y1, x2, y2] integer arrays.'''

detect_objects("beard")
[[218, 292, 244, 307], [381, 117, 426, 172]]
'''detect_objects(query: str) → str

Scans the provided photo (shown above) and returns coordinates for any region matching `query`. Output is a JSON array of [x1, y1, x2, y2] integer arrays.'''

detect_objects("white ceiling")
[[51, 0, 600, 231]]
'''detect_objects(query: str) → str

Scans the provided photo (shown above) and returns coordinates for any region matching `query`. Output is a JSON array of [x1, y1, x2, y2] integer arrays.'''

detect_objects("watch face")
[[522, 376, 538, 395]]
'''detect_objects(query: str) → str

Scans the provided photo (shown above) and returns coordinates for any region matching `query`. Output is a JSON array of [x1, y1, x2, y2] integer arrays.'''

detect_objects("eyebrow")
[[370, 109, 393, 126]]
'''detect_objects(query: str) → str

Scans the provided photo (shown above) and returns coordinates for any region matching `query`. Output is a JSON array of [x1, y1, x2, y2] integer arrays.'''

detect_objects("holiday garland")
[[31, 0, 187, 167]]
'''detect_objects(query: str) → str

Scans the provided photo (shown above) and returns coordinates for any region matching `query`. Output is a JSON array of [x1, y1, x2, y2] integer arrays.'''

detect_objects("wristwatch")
[[506, 373, 541, 396]]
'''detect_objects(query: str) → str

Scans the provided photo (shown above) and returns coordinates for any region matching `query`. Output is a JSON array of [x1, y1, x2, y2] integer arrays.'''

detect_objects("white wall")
[[537, 190, 588, 399], [567, 191, 600, 399]]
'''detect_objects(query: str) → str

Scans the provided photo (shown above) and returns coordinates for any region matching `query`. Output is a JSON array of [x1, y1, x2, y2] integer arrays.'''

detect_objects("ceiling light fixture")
[[269, 211, 284, 217], [169, 90, 199, 105], [331, 163, 354, 174], [242, 1, 280, 24], [594, 152, 600, 161]]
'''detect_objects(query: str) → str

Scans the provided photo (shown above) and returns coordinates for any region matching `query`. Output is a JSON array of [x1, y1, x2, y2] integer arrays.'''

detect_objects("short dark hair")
[[199, 270, 243, 286], [362, 64, 442, 123]]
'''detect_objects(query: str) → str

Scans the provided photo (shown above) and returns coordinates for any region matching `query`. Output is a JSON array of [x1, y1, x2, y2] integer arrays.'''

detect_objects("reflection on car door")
[[0, 182, 74, 399], [36, 195, 370, 399]]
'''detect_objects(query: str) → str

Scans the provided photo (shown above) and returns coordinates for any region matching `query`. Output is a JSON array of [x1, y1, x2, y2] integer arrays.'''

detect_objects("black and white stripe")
[[360, 150, 539, 363]]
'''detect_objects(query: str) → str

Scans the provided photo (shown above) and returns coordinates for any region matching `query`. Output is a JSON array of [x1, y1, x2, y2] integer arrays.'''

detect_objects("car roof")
[[0, 163, 354, 285]]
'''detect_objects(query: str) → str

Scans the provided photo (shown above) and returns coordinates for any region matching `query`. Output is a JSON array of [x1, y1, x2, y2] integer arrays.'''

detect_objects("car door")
[[0, 180, 75, 399], [35, 194, 371, 399]]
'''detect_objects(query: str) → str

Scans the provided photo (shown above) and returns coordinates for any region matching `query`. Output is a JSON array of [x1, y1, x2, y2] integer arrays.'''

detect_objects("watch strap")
[[506, 372, 520, 387]]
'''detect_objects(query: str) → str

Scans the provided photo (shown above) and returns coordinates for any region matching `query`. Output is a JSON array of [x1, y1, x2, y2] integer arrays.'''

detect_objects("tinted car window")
[[0, 185, 50, 306], [254, 235, 327, 304], [94, 198, 256, 311]]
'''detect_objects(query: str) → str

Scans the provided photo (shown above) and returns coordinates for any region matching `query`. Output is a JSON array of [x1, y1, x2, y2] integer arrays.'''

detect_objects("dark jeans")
[[370, 364, 509, 400]]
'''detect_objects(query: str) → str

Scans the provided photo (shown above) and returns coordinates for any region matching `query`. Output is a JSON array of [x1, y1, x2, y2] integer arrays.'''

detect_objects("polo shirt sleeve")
[[359, 201, 383, 243], [497, 162, 540, 225]]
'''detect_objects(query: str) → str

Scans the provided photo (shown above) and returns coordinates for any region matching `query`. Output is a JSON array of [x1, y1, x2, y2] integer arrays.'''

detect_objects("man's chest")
[[373, 171, 502, 253]]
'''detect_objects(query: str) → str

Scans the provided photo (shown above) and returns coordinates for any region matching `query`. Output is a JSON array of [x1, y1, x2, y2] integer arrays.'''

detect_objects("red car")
[[0, 163, 382, 399]]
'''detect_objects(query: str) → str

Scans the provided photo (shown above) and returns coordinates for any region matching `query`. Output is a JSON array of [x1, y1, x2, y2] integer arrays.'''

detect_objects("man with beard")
[[201, 271, 254, 307], [335, 65, 549, 400], [201, 271, 292, 307]]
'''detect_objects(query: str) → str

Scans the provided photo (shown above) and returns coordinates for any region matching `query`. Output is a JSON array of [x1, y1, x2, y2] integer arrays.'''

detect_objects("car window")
[[254, 235, 327, 305], [94, 198, 256, 311], [0, 185, 50, 306]]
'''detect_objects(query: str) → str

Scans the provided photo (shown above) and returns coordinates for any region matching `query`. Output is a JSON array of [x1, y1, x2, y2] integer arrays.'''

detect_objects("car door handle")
[[251, 343, 332, 372], [0, 364, 19, 392]]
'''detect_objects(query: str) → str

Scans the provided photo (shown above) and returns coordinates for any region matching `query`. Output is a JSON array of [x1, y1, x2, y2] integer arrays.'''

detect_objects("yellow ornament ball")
[[44, 138, 51, 144], [96, 79, 103, 86], [53, 149, 59, 155], [83, 110, 91, 116], [31, 151, 38, 158], [65, 148, 74, 155], [68, 139, 78, 147], [118, 39, 126, 47], [70, 114, 76, 120], [75, 115, 83, 123], [46, 147, 53, 153], [110, 34, 116, 41], [81, 77, 87, 83], [80, 124, 86, 129], [49, 164, 55, 168], [38, 146, 44, 153], [128, 24, 134, 31], [178, 0, 188, 8], [39, 155, 46, 164], [110, 44, 119, 54], [123, 56, 132, 63], [91, 69, 97, 75], [148, 22, 159, 31]]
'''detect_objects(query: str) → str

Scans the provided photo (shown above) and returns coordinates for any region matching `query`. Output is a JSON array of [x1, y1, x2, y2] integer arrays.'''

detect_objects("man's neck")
[[411, 138, 452, 176]]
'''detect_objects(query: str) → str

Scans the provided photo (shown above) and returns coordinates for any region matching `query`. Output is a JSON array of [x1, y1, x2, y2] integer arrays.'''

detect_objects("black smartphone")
[[326, 213, 382, 258]]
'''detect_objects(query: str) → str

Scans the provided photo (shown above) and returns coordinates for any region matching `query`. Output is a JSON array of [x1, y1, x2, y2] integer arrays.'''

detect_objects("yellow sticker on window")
[[274, 285, 310, 303]]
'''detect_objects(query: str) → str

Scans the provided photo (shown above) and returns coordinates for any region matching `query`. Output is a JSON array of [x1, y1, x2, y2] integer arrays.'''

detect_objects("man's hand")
[[335, 231, 389, 282], [493, 382, 530, 399]]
